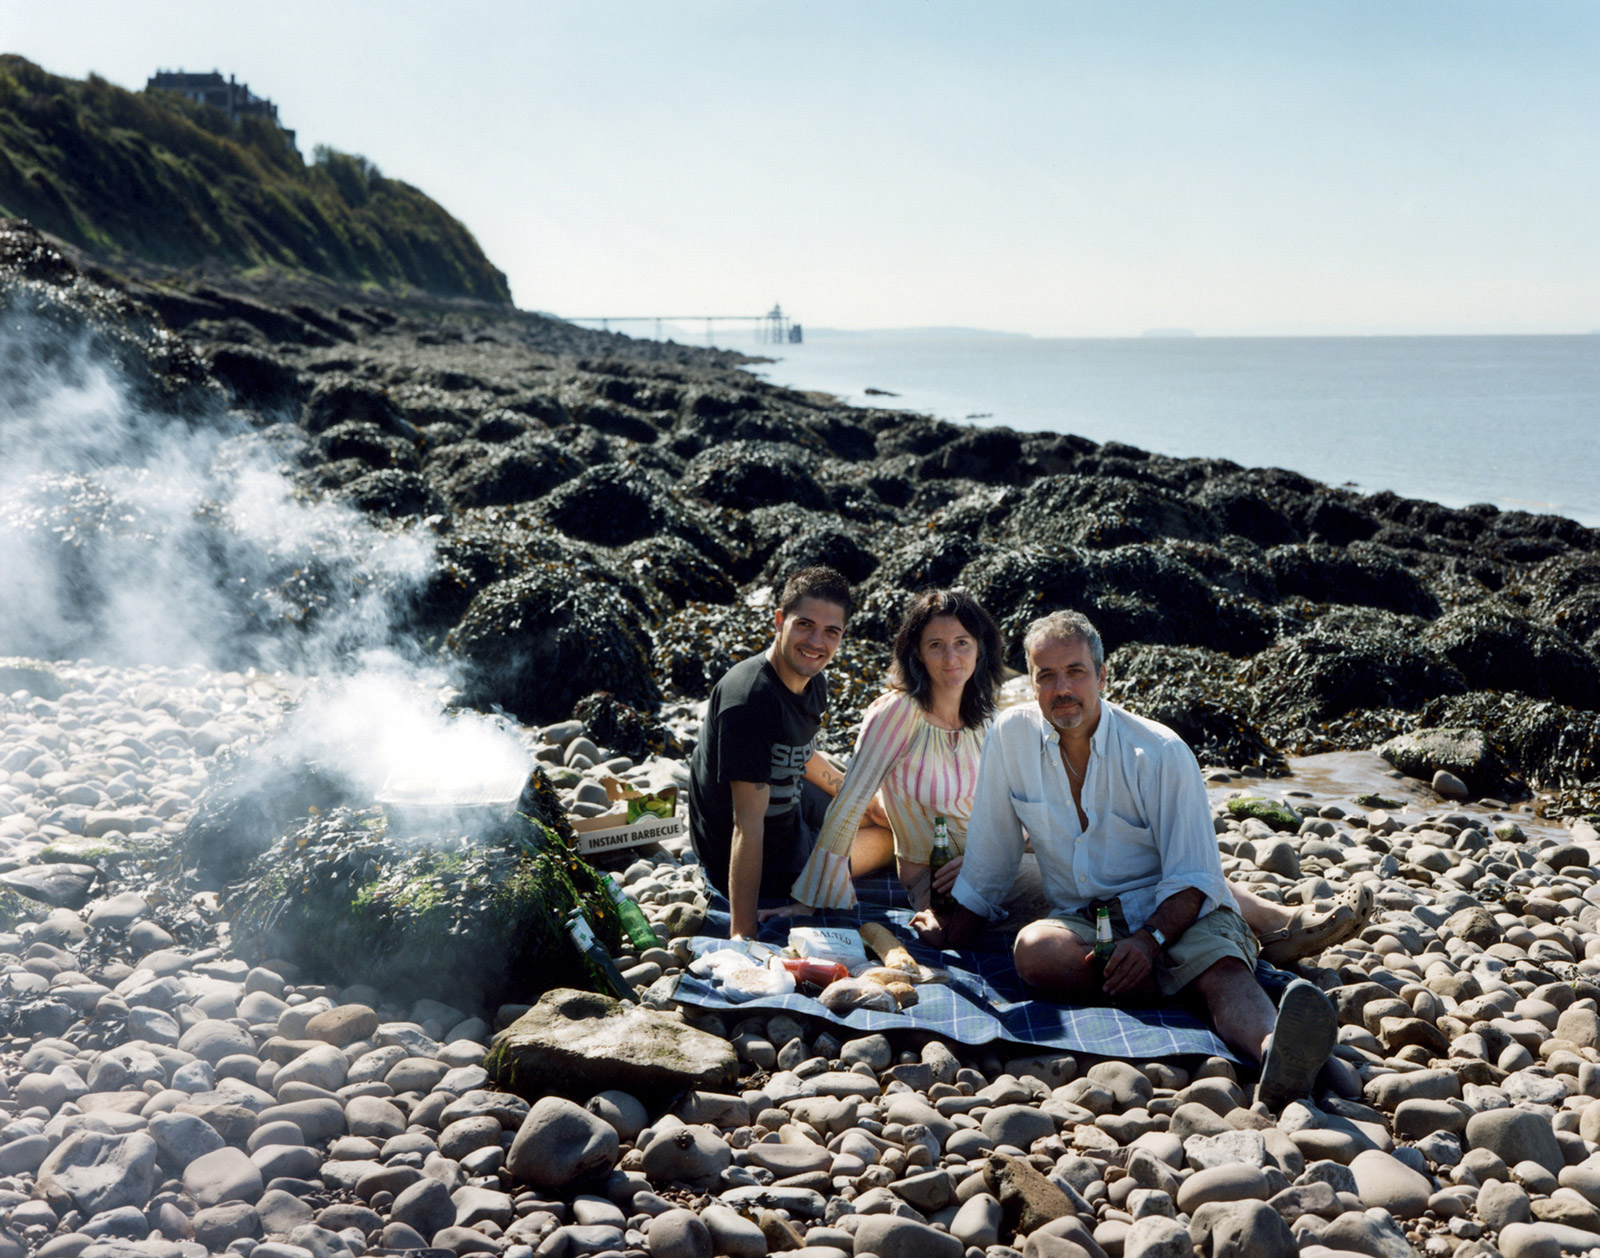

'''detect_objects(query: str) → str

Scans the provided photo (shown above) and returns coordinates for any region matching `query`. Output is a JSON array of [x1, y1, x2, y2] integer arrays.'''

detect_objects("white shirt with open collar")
[[951, 698, 1237, 931]]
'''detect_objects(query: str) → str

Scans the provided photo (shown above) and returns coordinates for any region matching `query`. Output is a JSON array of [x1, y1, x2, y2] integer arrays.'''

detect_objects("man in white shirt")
[[911, 609, 1337, 1110]]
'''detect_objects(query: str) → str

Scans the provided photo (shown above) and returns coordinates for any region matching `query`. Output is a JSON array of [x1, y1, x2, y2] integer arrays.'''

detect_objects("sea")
[[702, 329, 1600, 528]]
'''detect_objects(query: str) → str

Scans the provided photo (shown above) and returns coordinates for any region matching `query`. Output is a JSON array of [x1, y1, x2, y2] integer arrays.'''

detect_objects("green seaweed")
[[226, 806, 624, 1013], [1225, 795, 1303, 832]]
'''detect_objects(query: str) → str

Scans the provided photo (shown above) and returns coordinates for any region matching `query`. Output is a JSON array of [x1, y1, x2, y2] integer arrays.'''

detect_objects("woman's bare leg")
[[849, 824, 895, 878]]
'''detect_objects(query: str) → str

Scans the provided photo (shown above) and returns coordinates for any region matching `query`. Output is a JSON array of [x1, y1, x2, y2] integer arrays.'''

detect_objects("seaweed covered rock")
[[680, 440, 829, 512], [1244, 609, 1468, 736], [760, 524, 880, 587], [1266, 542, 1440, 618], [619, 534, 738, 611], [315, 420, 422, 471], [1087, 545, 1236, 653], [652, 601, 776, 700], [1, 218, 220, 419], [1106, 645, 1285, 774], [1225, 797, 1303, 831], [1521, 552, 1600, 652], [450, 565, 659, 725], [918, 427, 1026, 485], [227, 808, 620, 1013], [301, 377, 417, 440], [1377, 727, 1507, 798], [1008, 474, 1222, 550], [341, 468, 446, 519], [1416, 692, 1600, 809], [1421, 604, 1600, 711], [962, 548, 1098, 668], [429, 436, 583, 508], [205, 343, 308, 414], [1193, 477, 1303, 548], [175, 742, 349, 886], [541, 463, 729, 562], [573, 691, 683, 760]]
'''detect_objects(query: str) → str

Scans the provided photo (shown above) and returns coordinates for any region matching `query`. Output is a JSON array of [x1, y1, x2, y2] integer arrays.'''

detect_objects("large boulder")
[[486, 989, 739, 1100], [37, 1131, 159, 1216], [227, 804, 616, 1013], [1377, 727, 1506, 797]]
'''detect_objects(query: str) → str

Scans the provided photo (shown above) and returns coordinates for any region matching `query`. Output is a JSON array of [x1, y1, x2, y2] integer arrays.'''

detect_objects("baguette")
[[859, 922, 918, 973]]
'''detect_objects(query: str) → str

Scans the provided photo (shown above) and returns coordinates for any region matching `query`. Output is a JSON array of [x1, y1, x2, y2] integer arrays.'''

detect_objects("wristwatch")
[[1145, 927, 1168, 949]]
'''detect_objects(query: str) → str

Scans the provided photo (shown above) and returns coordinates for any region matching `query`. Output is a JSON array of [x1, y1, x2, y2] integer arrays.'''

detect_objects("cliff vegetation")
[[0, 55, 511, 303]]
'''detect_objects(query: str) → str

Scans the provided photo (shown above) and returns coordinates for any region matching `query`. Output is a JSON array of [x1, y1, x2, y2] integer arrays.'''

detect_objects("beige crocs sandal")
[[1257, 882, 1376, 966]]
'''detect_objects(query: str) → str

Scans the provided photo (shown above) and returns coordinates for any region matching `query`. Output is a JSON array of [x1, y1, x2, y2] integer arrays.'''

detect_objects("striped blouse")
[[789, 689, 986, 909]]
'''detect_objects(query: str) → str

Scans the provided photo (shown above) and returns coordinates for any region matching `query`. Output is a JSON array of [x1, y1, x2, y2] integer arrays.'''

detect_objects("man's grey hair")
[[1022, 610, 1105, 674]]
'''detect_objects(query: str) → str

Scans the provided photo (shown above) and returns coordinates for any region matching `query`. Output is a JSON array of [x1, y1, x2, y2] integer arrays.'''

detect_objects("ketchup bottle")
[[781, 957, 849, 987]]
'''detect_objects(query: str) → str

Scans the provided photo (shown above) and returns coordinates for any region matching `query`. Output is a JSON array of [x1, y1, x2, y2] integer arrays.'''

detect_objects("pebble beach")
[[6, 659, 1600, 1258]]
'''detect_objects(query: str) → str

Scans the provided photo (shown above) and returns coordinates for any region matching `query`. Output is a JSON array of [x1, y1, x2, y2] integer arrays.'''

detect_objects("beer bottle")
[[928, 816, 953, 912], [566, 906, 640, 1003], [1092, 905, 1115, 990], [599, 872, 661, 950]]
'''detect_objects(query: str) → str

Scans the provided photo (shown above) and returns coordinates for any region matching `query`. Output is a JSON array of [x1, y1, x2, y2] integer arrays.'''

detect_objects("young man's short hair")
[[777, 566, 854, 619]]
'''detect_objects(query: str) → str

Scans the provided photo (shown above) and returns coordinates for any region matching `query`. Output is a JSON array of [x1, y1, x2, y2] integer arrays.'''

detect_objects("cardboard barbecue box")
[[571, 775, 685, 856]]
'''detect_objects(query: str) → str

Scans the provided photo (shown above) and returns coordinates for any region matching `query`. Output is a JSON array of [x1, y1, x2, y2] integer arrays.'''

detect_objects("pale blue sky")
[[4, 1, 1597, 335]]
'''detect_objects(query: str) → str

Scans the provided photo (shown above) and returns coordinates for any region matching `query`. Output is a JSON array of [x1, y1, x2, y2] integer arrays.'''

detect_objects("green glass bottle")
[[928, 816, 954, 912], [1091, 905, 1115, 990], [600, 872, 661, 950], [566, 906, 640, 1003]]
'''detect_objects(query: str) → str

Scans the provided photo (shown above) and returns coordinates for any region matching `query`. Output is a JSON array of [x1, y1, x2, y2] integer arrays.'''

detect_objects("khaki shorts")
[[1030, 900, 1259, 997]]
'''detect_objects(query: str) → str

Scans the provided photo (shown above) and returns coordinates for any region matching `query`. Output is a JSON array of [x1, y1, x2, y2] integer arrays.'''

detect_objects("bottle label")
[[568, 913, 597, 950]]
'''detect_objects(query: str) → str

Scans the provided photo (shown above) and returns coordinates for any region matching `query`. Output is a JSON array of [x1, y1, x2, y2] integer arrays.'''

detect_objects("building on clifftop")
[[145, 69, 296, 147]]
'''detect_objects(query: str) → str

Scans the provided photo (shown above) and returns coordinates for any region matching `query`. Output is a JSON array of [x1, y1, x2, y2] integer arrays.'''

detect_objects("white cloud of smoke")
[[0, 302, 532, 817]]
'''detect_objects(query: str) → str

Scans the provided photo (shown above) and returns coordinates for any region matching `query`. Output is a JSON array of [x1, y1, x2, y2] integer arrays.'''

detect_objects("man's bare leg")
[[1193, 958, 1337, 1110], [1012, 920, 1162, 1002], [1191, 956, 1276, 1064]]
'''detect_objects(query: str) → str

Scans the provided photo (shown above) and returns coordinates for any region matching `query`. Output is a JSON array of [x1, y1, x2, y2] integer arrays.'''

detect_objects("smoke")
[[0, 299, 532, 817]]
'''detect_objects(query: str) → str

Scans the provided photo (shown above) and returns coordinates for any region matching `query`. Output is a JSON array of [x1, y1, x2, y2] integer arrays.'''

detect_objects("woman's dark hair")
[[888, 588, 1004, 730]]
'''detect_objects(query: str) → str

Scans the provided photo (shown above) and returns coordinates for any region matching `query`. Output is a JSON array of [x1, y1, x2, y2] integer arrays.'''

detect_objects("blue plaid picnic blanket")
[[681, 872, 1244, 1061]]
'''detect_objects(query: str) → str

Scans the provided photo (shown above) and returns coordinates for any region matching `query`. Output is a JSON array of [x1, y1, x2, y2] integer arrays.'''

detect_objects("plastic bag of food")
[[689, 948, 761, 981], [721, 958, 798, 1002], [818, 976, 898, 1013]]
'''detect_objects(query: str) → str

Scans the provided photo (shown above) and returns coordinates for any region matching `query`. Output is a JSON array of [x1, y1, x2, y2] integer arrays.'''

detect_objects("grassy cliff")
[[0, 55, 511, 303]]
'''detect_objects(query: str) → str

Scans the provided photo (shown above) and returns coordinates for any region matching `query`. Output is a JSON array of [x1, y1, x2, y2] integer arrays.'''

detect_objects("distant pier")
[[565, 303, 801, 345]]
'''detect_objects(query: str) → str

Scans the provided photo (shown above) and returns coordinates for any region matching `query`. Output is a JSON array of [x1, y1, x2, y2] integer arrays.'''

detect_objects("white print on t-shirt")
[[766, 737, 816, 816]]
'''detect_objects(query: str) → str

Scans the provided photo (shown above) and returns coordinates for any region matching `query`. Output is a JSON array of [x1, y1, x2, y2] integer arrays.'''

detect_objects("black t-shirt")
[[689, 651, 827, 898]]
